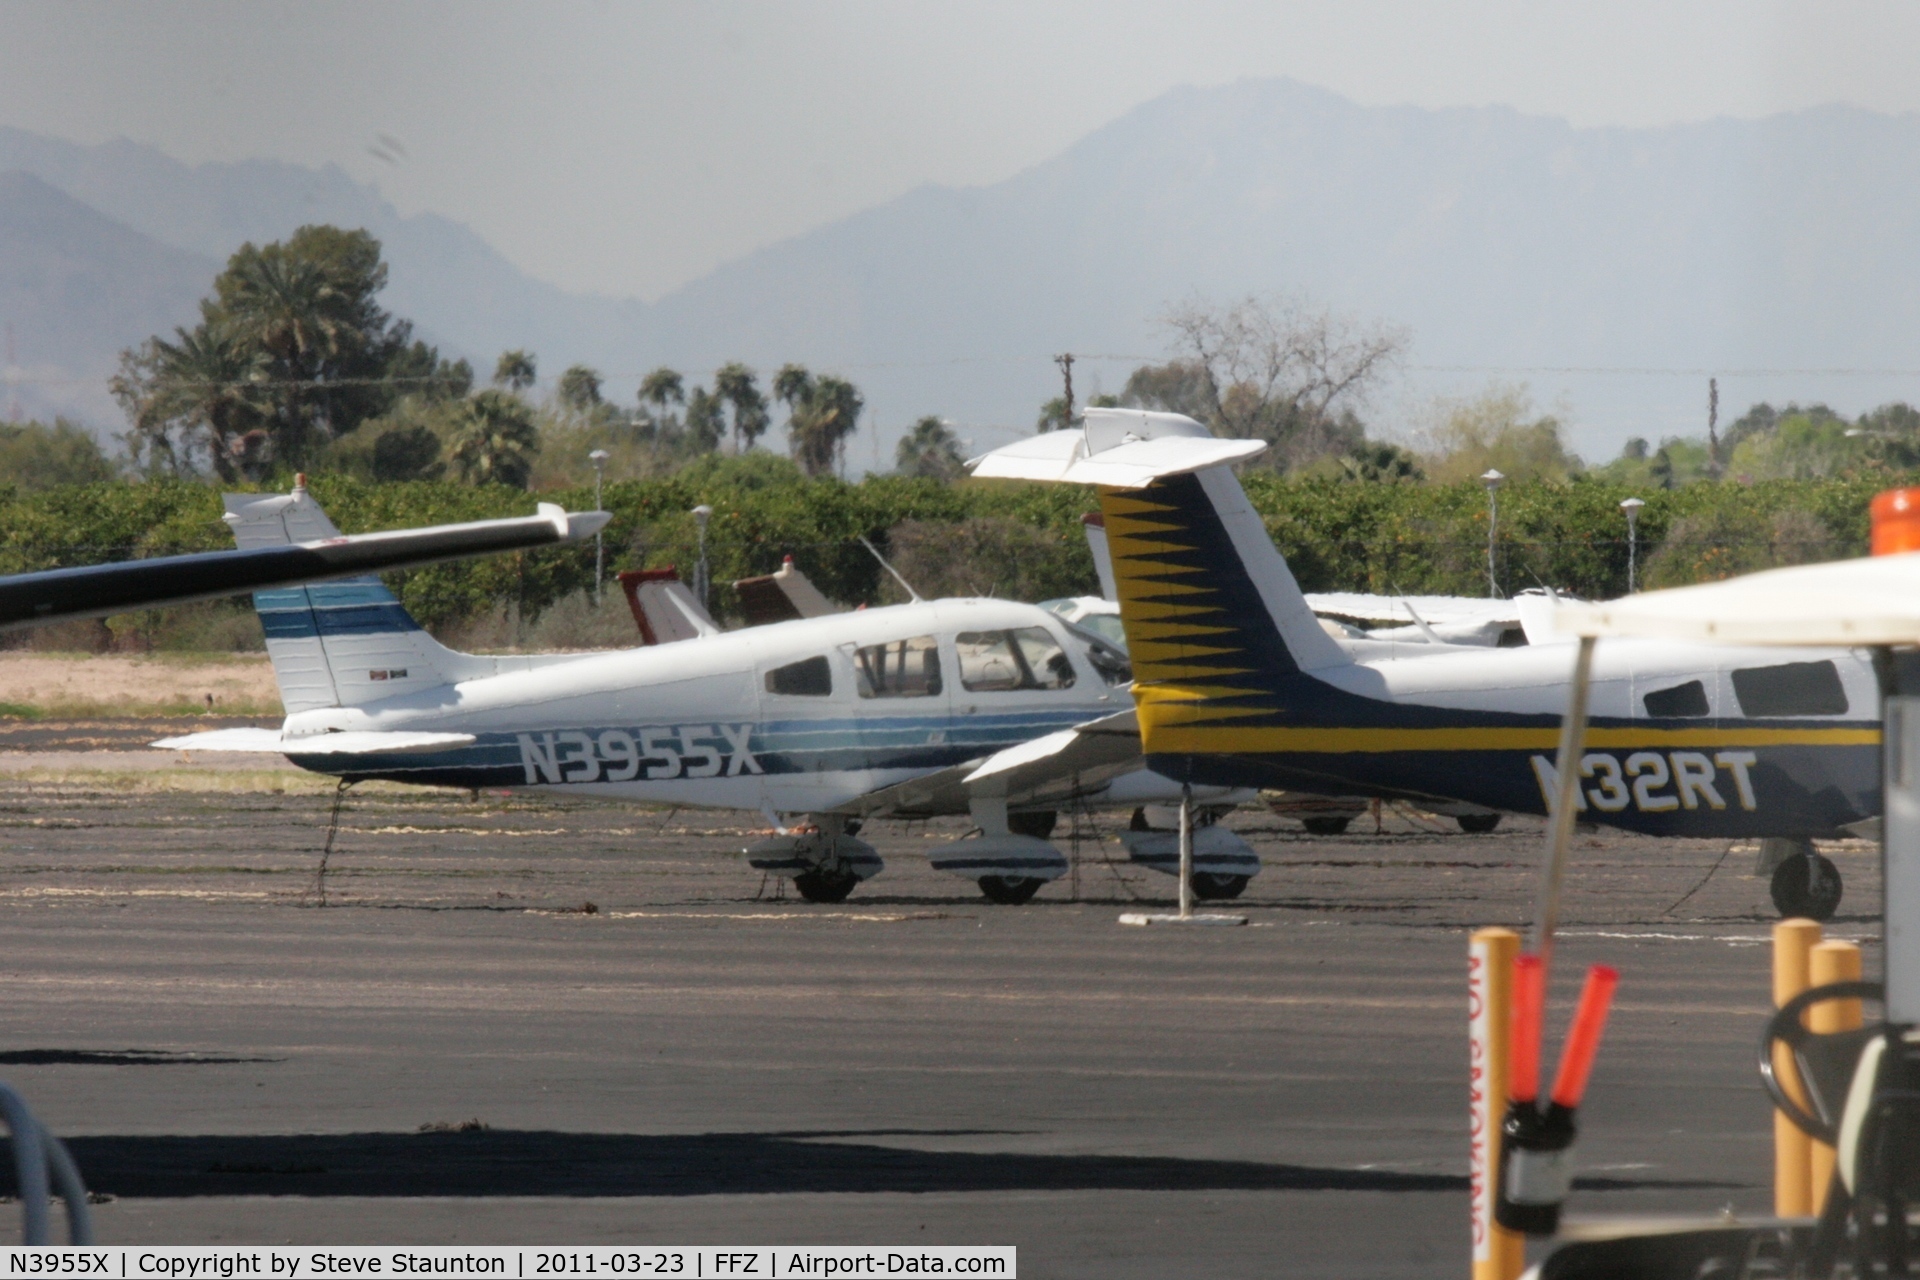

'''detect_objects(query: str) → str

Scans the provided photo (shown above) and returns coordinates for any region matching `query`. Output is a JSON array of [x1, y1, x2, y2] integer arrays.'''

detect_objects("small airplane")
[[157, 486, 1268, 905], [970, 408, 1880, 916]]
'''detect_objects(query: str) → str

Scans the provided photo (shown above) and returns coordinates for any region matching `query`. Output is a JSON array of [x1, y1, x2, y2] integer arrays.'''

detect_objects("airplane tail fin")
[[971, 409, 1352, 757], [226, 483, 483, 712]]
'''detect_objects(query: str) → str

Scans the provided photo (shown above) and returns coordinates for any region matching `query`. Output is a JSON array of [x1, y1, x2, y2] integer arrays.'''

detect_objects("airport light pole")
[[589, 450, 610, 606], [1620, 497, 1644, 595], [1481, 470, 1504, 599], [692, 504, 713, 610]]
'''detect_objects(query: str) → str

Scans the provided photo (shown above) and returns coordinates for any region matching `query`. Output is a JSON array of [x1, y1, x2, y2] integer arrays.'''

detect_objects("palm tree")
[[895, 416, 965, 480], [557, 364, 604, 412], [713, 362, 770, 452], [494, 350, 537, 392], [449, 389, 539, 488], [684, 386, 726, 453], [788, 374, 863, 477], [638, 367, 685, 432], [111, 323, 271, 482]]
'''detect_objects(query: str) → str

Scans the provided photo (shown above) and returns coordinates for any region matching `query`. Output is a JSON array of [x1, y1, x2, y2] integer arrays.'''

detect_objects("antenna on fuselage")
[[858, 537, 924, 603], [1398, 599, 1446, 646]]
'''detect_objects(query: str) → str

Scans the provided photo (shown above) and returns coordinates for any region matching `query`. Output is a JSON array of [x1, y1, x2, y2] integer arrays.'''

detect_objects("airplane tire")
[[1191, 873, 1249, 901], [1007, 810, 1058, 840], [1301, 816, 1351, 836], [1456, 813, 1503, 834], [793, 868, 859, 904], [1771, 852, 1843, 922], [978, 876, 1043, 905]]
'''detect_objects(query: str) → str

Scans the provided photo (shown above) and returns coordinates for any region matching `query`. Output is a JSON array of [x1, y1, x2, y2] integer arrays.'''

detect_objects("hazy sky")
[[4, 0, 1919, 302]]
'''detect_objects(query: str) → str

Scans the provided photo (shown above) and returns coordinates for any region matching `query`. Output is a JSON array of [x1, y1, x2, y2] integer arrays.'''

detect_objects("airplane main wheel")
[[1191, 873, 1249, 901], [1771, 852, 1843, 922], [1301, 816, 1351, 836], [979, 876, 1043, 905], [793, 868, 859, 904], [1007, 810, 1057, 839], [1456, 813, 1503, 834]]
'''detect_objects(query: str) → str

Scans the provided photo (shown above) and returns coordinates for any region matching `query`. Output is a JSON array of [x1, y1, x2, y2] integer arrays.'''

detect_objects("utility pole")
[[5, 323, 17, 423], [1054, 353, 1075, 430], [1707, 377, 1721, 477]]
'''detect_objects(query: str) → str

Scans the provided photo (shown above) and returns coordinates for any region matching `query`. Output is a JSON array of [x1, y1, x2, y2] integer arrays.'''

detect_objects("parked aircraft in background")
[[970, 408, 1878, 917]]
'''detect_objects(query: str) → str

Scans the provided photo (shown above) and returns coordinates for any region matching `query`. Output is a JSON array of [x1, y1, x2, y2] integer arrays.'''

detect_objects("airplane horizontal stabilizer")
[[153, 729, 477, 755], [969, 430, 1265, 487]]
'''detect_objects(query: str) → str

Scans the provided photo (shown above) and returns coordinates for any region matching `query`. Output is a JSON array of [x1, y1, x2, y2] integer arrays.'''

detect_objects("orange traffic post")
[[1807, 940, 1862, 1212], [1772, 919, 1821, 1216], [1470, 928, 1524, 1280], [1871, 487, 1920, 555]]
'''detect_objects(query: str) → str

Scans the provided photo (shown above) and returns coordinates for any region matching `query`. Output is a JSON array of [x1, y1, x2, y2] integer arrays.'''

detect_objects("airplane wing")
[[153, 728, 476, 755], [832, 708, 1143, 818], [0, 503, 609, 633], [1304, 593, 1525, 627]]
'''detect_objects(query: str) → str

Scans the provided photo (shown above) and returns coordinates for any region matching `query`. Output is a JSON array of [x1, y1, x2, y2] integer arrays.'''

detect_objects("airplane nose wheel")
[[1771, 850, 1843, 922], [793, 867, 859, 903], [1190, 872, 1249, 900], [978, 876, 1043, 905]]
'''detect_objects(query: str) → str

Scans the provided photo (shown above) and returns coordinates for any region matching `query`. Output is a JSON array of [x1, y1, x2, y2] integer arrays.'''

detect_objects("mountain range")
[[4, 79, 1919, 461]]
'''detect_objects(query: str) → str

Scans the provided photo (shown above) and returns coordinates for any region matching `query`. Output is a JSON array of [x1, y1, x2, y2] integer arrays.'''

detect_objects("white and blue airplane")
[[158, 485, 1271, 905]]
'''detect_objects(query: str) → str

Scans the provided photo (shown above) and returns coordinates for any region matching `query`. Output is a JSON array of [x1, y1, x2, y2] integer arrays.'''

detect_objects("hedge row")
[[0, 464, 1897, 631]]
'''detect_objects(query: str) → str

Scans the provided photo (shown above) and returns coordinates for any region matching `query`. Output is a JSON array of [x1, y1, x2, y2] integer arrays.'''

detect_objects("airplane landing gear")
[[793, 867, 860, 903], [978, 876, 1044, 905], [1771, 850, 1843, 921], [1191, 872, 1249, 900], [1456, 813, 1502, 833]]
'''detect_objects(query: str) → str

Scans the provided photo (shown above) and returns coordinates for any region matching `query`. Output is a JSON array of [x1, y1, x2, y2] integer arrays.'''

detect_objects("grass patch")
[[0, 703, 43, 720]]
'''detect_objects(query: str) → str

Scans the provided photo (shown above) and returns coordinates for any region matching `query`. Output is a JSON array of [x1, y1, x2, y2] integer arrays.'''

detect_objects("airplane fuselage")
[[277, 598, 1141, 817]]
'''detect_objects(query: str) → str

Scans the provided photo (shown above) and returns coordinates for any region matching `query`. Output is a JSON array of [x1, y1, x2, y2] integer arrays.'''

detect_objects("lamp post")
[[1480, 469, 1504, 599], [1620, 497, 1644, 595], [589, 449, 609, 606], [692, 504, 713, 610]]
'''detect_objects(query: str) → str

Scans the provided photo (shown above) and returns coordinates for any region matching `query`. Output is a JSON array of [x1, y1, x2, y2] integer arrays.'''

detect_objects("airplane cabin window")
[[853, 636, 943, 698], [957, 628, 1077, 692], [1731, 660, 1849, 717], [1011, 627, 1076, 690], [1642, 679, 1709, 718], [764, 655, 832, 697]]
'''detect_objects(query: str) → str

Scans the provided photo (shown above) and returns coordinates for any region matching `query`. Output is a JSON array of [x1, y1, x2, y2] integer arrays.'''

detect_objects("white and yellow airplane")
[[970, 409, 1880, 917]]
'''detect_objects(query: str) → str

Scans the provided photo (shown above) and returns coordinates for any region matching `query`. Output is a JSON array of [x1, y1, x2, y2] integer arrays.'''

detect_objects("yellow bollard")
[[1772, 919, 1821, 1216], [1807, 940, 1862, 1212], [1470, 928, 1524, 1280]]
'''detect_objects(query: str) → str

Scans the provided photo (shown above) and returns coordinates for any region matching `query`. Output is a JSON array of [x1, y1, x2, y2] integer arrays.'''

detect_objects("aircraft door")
[[844, 633, 956, 783]]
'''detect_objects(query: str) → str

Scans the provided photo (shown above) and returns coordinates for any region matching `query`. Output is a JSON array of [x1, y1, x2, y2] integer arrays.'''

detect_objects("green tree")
[[449, 389, 539, 488], [557, 364, 604, 412], [638, 367, 685, 433], [1419, 384, 1583, 484], [714, 362, 770, 451], [1337, 441, 1423, 483], [683, 385, 726, 453], [494, 350, 537, 392], [776, 364, 864, 477], [115, 225, 439, 477], [895, 416, 965, 480], [112, 322, 271, 481], [0, 420, 118, 490]]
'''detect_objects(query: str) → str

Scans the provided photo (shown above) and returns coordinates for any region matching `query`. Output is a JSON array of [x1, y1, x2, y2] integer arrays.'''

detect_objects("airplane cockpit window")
[[765, 656, 832, 697], [853, 636, 943, 698], [1642, 680, 1709, 718], [1075, 614, 1128, 649], [1731, 660, 1850, 717], [957, 628, 1078, 692]]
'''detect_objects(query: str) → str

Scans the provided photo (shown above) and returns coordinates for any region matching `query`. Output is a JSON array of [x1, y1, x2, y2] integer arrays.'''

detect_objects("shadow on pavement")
[[32, 1131, 1750, 1199]]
